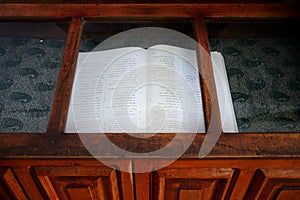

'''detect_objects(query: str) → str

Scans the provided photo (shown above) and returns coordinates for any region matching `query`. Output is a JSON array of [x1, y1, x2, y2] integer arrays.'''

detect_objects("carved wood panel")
[[245, 168, 300, 200], [152, 167, 237, 200], [0, 167, 28, 200], [32, 166, 121, 200], [0, 179, 13, 200]]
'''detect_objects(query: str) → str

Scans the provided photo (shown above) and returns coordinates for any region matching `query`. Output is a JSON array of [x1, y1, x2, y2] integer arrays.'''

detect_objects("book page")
[[146, 45, 205, 133], [211, 52, 238, 133], [65, 47, 147, 133]]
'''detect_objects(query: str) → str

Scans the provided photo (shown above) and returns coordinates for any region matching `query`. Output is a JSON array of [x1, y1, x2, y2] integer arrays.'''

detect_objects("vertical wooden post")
[[47, 17, 83, 134], [193, 17, 222, 133], [193, 17, 222, 157]]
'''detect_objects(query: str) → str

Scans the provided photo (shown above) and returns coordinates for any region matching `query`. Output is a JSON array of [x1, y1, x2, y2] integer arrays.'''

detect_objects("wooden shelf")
[[0, 3, 299, 158]]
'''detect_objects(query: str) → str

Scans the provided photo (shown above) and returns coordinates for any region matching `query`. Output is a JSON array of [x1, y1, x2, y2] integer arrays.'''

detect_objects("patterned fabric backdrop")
[[0, 37, 66, 133], [210, 37, 300, 132]]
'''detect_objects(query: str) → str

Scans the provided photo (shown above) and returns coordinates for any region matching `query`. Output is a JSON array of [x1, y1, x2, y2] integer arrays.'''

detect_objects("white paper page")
[[146, 45, 205, 133], [65, 47, 147, 133], [211, 52, 238, 133]]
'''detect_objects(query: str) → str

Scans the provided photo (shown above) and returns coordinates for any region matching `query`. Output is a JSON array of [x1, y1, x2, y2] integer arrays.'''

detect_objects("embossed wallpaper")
[[0, 37, 66, 132], [210, 37, 300, 132]]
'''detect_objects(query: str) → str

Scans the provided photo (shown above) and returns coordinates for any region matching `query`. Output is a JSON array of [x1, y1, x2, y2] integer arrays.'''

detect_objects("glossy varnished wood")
[[0, 159, 135, 200], [0, 2, 298, 159], [0, 3, 299, 18], [0, 2, 300, 199], [193, 17, 223, 160], [245, 168, 300, 200], [194, 17, 221, 132], [34, 166, 120, 199], [153, 167, 236, 200], [13, 167, 45, 199], [0, 167, 27, 199], [48, 17, 83, 134], [0, 133, 300, 158], [1, 158, 300, 200]]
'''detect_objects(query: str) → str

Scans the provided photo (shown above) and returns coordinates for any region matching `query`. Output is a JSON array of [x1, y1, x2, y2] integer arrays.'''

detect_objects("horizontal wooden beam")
[[1, 158, 300, 169], [0, 4, 299, 18], [0, 133, 299, 158]]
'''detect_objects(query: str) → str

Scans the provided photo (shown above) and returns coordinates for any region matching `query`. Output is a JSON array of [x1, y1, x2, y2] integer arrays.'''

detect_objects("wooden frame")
[[2, 158, 300, 199], [0, 3, 299, 158], [0, 3, 300, 200]]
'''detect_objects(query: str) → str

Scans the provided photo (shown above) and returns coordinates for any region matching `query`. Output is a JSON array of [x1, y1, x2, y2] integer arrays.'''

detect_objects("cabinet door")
[[245, 168, 300, 200], [32, 166, 121, 200], [153, 167, 237, 200], [0, 167, 28, 200]]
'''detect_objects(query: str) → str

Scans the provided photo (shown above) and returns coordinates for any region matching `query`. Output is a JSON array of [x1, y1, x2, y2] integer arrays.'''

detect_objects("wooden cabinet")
[[0, 1, 300, 200], [34, 166, 120, 200], [0, 161, 135, 200], [245, 169, 300, 200], [152, 167, 236, 200], [2, 160, 300, 199]]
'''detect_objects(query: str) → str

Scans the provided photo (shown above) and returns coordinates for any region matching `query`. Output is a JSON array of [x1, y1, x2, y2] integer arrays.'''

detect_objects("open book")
[[65, 44, 205, 133]]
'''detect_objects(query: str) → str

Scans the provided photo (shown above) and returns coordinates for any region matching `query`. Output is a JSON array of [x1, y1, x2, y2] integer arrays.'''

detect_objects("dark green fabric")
[[0, 37, 65, 133], [210, 37, 300, 132]]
